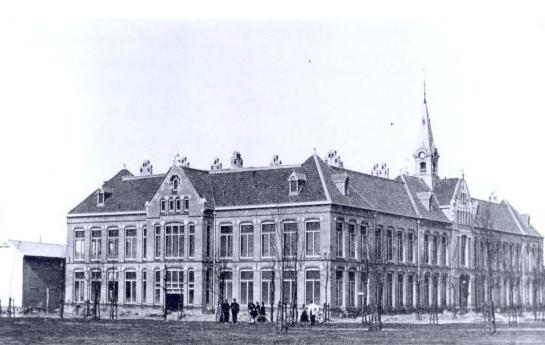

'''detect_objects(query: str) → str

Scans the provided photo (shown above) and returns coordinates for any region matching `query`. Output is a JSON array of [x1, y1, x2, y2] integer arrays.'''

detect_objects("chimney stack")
[[173, 153, 190, 168], [270, 154, 282, 166], [371, 162, 389, 178], [231, 151, 243, 168], [211, 158, 223, 170], [325, 150, 344, 168], [140, 160, 153, 175]]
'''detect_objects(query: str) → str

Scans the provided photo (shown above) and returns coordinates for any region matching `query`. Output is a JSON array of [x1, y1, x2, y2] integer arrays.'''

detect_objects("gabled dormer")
[[331, 172, 349, 196], [288, 171, 306, 196], [451, 177, 476, 226], [96, 186, 112, 207]]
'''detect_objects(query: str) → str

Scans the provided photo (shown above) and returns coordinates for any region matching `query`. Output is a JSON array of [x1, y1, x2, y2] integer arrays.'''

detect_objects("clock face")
[[419, 151, 426, 159]]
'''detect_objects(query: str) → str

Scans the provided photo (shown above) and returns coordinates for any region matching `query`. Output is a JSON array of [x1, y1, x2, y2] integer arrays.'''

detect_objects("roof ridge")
[[313, 154, 331, 202], [209, 164, 301, 174], [333, 166, 405, 184]]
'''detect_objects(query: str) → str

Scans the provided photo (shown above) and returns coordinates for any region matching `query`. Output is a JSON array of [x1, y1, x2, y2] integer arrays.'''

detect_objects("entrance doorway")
[[166, 293, 183, 311], [459, 274, 469, 309]]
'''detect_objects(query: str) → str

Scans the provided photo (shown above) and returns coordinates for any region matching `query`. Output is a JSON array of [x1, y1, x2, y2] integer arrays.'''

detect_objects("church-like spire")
[[414, 78, 440, 189]]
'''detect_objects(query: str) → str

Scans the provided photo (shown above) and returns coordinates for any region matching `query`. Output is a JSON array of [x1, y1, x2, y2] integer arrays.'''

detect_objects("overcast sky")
[[1, 1, 544, 244]]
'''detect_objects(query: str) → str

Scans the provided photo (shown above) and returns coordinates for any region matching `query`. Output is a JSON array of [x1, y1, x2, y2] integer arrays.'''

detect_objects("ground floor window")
[[142, 270, 147, 304], [397, 273, 404, 307], [91, 270, 102, 303], [154, 270, 161, 305], [74, 271, 85, 303], [423, 274, 430, 307], [359, 272, 368, 308], [240, 270, 254, 305], [432, 274, 439, 307], [407, 274, 414, 307], [305, 270, 320, 305], [282, 271, 296, 304], [386, 273, 393, 309], [188, 270, 195, 305], [205, 269, 211, 305], [348, 271, 356, 307], [219, 271, 233, 301], [441, 275, 447, 306], [261, 271, 273, 305], [335, 270, 343, 307], [107, 271, 119, 303], [125, 271, 137, 303]]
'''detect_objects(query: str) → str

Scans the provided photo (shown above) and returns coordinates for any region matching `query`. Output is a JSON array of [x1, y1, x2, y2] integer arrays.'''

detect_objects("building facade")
[[65, 97, 543, 314]]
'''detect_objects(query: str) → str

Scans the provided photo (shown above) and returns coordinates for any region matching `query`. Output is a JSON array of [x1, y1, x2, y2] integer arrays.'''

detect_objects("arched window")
[[419, 162, 427, 174]]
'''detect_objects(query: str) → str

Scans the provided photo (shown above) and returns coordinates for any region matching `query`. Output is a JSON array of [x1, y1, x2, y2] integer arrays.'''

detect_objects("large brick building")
[[65, 96, 543, 314]]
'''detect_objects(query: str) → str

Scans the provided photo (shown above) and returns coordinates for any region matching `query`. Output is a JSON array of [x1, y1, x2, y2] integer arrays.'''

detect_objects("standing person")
[[231, 298, 240, 324], [260, 302, 266, 316], [221, 299, 230, 323], [248, 301, 256, 323], [300, 305, 309, 323]]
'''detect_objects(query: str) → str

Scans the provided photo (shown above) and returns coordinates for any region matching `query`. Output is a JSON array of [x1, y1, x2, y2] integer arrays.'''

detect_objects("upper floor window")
[[183, 197, 189, 212], [261, 222, 275, 257], [360, 224, 368, 259], [125, 228, 137, 260], [220, 225, 233, 258], [240, 223, 254, 258], [397, 231, 403, 262], [91, 229, 102, 260], [460, 235, 467, 266], [175, 198, 181, 213], [170, 175, 180, 192], [407, 231, 414, 263], [142, 227, 148, 259], [305, 221, 320, 256], [374, 227, 382, 261], [107, 228, 119, 259], [419, 162, 427, 174], [189, 224, 195, 258], [74, 230, 85, 260], [165, 224, 184, 258], [336, 221, 344, 257], [154, 225, 161, 258], [432, 234, 438, 265], [97, 189, 105, 206], [423, 233, 429, 264], [288, 172, 306, 196], [168, 198, 175, 213], [386, 228, 393, 261], [441, 235, 447, 265], [283, 222, 298, 257], [160, 199, 167, 213], [347, 223, 356, 258]]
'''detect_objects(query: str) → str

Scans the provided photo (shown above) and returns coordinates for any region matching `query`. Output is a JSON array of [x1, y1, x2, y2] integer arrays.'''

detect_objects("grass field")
[[1, 318, 545, 345]]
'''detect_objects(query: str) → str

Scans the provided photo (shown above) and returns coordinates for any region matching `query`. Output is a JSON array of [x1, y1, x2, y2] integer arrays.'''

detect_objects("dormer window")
[[97, 189, 105, 206], [331, 173, 349, 196], [170, 175, 180, 193], [288, 171, 306, 196]]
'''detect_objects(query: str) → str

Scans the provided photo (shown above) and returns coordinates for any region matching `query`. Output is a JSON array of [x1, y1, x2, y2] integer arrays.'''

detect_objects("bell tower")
[[413, 83, 439, 189]]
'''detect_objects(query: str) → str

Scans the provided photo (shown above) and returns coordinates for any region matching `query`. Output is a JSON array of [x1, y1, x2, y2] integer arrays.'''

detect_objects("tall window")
[[348, 271, 356, 307], [282, 270, 297, 304], [154, 225, 161, 258], [305, 270, 320, 305], [386, 273, 393, 309], [407, 274, 414, 307], [397, 231, 403, 262], [206, 224, 211, 258], [441, 275, 447, 306], [424, 233, 429, 264], [375, 227, 382, 261], [283, 222, 298, 257], [408, 232, 414, 263], [261, 223, 275, 257], [189, 224, 195, 258], [240, 223, 254, 258], [423, 274, 430, 307], [160, 199, 166, 213], [142, 227, 148, 259], [360, 272, 368, 308], [90, 229, 101, 260], [335, 270, 343, 306], [125, 271, 136, 303], [175, 197, 181, 213], [305, 221, 320, 256], [441, 235, 447, 265], [348, 223, 356, 258], [142, 270, 147, 304], [74, 230, 85, 260], [107, 228, 119, 259], [107, 270, 119, 302], [183, 197, 189, 213], [397, 273, 404, 307], [261, 271, 273, 305], [386, 229, 393, 261], [125, 228, 137, 260], [461, 235, 467, 266], [74, 271, 85, 303], [432, 274, 439, 306], [188, 269, 195, 305], [219, 271, 233, 301], [154, 270, 161, 304], [240, 271, 254, 305], [165, 224, 184, 258], [360, 224, 368, 259], [432, 234, 438, 265], [168, 198, 175, 213], [220, 225, 233, 258], [336, 221, 343, 257]]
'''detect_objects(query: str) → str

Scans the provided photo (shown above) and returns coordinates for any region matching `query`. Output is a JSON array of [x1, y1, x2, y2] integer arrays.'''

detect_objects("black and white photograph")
[[1, 1, 545, 344]]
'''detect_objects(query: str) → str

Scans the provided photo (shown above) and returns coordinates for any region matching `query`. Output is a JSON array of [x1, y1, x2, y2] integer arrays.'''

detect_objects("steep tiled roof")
[[400, 175, 451, 222], [326, 165, 419, 218], [7, 240, 66, 258], [433, 178, 459, 206], [506, 201, 542, 238], [183, 167, 216, 207], [68, 169, 164, 214], [210, 156, 327, 207], [474, 199, 526, 235]]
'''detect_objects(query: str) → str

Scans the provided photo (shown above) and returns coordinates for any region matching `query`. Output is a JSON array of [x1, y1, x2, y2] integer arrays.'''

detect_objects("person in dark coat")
[[300, 305, 309, 323], [260, 302, 266, 316], [230, 298, 240, 324], [221, 299, 230, 323], [248, 301, 256, 322]]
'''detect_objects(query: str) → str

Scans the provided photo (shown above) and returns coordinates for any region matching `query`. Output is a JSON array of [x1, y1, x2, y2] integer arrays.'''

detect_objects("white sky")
[[1, 1, 544, 244]]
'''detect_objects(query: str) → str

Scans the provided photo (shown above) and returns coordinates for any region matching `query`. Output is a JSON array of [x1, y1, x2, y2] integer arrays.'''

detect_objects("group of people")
[[300, 304, 318, 325], [248, 301, 267, 322], [220, 298, 240, 323]]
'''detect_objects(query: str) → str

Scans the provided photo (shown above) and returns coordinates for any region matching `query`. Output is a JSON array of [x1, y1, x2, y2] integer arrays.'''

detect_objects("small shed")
[[0, 240, 66, 312]]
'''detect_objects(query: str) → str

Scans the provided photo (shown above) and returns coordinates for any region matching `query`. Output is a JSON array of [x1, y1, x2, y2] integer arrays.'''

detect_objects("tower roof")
[[417, 93, 437, 154]]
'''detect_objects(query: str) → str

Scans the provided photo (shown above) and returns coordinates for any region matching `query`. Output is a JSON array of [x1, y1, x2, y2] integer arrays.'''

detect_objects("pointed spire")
[[418, 75, 435, 154]]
